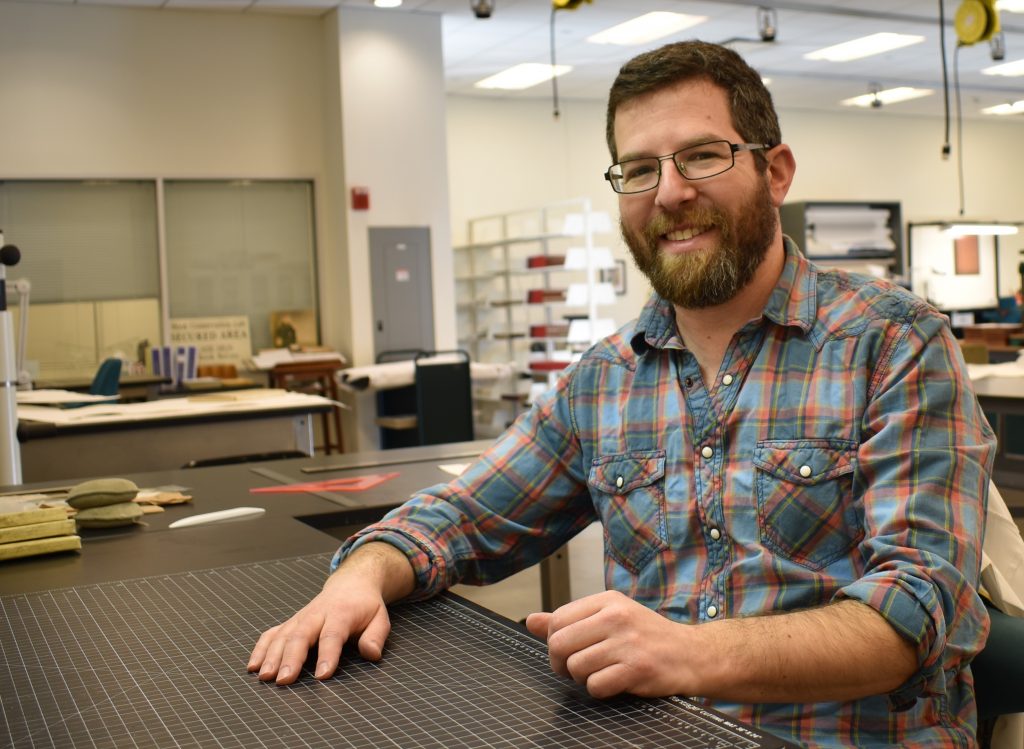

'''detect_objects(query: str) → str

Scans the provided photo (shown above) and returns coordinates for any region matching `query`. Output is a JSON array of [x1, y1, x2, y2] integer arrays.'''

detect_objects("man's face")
[[613, 80, 778, 309]]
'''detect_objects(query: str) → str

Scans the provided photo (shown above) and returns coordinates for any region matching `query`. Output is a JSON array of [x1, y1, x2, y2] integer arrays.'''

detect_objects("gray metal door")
[[369, 227, 434, 358]]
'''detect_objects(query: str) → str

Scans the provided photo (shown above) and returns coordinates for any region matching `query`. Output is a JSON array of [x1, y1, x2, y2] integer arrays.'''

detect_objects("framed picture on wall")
[[954, 235, 981, 275], [600, 259, 627, 296]]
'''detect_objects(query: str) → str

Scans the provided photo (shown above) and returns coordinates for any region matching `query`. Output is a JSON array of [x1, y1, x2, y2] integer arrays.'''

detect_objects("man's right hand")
[[247, 541, 415, 685]]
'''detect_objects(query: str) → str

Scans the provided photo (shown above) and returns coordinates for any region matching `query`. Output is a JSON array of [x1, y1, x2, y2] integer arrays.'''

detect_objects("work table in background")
[[15, 389, 334, 483]]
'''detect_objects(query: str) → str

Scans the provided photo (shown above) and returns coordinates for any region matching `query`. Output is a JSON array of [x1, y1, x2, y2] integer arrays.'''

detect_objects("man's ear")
[[765, 144, 796, 207]]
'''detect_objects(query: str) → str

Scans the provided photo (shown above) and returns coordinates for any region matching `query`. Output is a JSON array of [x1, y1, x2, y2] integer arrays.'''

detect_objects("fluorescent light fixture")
[[587, 12, 707, 46], [805, 33, 925, 62], [373, 0, 402, 6], [474, 63, 572, 91], [981, 99, 1024, 115], [942, 223, 1020, 237], [982, 58, 1024, 76], [996, 0, 1024, 12], [841, 87, 934, 107]]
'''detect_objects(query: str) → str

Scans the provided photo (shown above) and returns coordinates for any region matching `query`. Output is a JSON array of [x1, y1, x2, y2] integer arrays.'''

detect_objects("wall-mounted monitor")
[[908, 223, 999, 312]]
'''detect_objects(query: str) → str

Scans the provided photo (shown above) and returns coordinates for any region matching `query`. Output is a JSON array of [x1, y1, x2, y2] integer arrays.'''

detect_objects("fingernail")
[[315, 661, 329, 678], [278, 665, 291, 681]]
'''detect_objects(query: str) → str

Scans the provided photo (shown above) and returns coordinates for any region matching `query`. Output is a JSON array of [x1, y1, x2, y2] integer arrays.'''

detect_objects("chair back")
[[414, 350, 474, 446], [89, 358, 122, 396]]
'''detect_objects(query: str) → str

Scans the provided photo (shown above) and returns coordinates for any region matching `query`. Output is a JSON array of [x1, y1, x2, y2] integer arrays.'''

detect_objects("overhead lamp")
[[474, 63, 571, 90], [757, 7, 777, 42], [989, 30, 1006, 60], [841, 86, 933, 108], [804, 32, 925, 62], [981, 99, 1024, 114], [373, 0, 402, 6], [996, 0, 1024, 12], [942, 223, 1020, 236], [982, 58, 1024, 76], [587, 12, 707, 45]]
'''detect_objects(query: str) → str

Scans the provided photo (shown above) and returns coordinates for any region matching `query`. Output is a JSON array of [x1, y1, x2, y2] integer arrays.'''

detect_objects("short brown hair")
[[605, 40, 781, 166]]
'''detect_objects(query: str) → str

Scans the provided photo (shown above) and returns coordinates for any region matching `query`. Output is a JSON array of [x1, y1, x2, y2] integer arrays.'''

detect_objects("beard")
[[622, 176, 778, 309]]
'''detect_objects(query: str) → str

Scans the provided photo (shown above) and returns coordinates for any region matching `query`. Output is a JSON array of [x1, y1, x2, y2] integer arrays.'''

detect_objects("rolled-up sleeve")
[[331, 368, 596, 600], [836, 308, 995, 710]]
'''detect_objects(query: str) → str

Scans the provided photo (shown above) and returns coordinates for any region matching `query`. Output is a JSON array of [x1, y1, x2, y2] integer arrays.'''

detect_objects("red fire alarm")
[[351, 186, 370, 211]]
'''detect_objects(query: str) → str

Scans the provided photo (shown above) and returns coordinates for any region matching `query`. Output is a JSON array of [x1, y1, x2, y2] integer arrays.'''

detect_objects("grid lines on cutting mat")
[[1, 554, 772, 748]]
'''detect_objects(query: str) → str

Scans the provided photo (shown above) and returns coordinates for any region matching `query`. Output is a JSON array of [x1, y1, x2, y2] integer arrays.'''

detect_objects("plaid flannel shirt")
[[337, 238, 996, 748]]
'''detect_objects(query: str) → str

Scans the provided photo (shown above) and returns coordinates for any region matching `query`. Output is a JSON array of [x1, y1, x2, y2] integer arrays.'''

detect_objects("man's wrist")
[[329, 540, 416, 603]]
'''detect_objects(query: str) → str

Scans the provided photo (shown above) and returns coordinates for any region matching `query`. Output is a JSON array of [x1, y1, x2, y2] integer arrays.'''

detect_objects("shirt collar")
[[630, 236, 816, 355]]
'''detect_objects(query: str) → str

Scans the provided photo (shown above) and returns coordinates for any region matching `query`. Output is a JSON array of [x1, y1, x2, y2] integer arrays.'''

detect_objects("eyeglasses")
[[604, 140, 771, 194]]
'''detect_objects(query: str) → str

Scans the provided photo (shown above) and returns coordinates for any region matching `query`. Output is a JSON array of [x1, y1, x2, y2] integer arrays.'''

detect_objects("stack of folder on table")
[[0, 507, 81, 561]]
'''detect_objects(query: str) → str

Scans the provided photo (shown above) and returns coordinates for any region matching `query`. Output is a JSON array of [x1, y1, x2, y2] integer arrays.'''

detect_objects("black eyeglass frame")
[[603, 140, 773, 194]]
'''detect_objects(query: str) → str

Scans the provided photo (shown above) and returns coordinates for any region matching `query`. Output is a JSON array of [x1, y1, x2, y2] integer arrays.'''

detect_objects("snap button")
[[615, 475, 624, 489], [722, 374, 734, 386], [701, 446, 713, 459], [706, 605, 718, 618], [684, 376, 693, 388], [799, 465, 812, 478], [709, 528, 721, 541]]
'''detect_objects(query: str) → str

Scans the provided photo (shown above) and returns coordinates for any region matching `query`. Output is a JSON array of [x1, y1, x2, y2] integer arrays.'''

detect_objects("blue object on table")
[[89, 358, 122, 397]]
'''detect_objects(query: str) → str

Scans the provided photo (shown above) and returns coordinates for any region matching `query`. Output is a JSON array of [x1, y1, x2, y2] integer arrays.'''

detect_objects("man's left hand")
[[525, 590, 691, 699]]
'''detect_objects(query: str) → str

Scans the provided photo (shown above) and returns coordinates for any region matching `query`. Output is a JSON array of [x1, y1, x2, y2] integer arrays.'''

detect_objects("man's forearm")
[[691, 599, 918, 703]]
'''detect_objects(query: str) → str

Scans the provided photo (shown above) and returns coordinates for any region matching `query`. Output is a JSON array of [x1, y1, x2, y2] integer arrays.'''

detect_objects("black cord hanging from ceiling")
[[550, 6, 560, 119], [939, 0, 953, 160]]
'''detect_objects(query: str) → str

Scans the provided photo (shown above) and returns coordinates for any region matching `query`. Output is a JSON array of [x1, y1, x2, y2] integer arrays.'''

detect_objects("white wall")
[[445, 94, 1024, 325], [336, 7, 454, 363], [0, 2, 455, 451], [0, 3, 327, 179]]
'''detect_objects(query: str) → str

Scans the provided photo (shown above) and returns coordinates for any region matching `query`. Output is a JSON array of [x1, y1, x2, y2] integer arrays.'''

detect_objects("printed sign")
[[169, 316, 252, 365]]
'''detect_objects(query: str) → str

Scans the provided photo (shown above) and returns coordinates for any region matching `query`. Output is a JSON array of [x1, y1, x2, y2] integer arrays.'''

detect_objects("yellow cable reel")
[[552, 0, 593, 10], [954, 0, 1001, 45]]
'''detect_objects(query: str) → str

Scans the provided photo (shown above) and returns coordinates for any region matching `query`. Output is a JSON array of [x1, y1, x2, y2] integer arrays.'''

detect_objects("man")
[[250, 41, 995, 747]]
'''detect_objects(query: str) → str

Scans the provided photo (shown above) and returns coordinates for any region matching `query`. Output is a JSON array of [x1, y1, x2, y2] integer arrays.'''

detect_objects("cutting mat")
[[1, 554, 792, 748]]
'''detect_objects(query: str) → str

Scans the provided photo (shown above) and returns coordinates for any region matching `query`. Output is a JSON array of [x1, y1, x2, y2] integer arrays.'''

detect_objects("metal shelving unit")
[[454, 199, 614, 437]]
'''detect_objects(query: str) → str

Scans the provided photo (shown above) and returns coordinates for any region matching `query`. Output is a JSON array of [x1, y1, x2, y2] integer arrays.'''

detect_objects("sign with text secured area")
[[170, 316, 252, 366]]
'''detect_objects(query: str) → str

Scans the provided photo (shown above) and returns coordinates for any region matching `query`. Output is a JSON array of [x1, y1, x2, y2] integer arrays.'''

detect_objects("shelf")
[[456, 199, 613, 416], [454, 232, 571, 252]]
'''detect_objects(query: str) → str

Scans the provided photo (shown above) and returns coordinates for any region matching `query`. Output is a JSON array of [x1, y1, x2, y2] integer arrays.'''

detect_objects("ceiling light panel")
[[805, 32, 926, 62], [586, 12, 708, 46], [982, 59, 1024, 76], [841, 87, 934, 107], [474, 63, 572, 91], [981, 100, 1024, 115]]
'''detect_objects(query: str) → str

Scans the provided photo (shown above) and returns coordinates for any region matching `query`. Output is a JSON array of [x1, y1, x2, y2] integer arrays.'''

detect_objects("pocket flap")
[[589, 451, 666, 494], [753, 439, 856, 485]]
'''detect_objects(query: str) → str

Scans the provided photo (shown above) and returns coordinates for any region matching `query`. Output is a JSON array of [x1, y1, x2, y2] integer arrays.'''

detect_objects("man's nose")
[[654, 160, 698, 212]]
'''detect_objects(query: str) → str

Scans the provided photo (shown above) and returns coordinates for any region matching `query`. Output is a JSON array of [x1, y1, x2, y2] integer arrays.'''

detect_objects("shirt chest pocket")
[[754, 439, 862, 570], [588, 451, 668, 574]]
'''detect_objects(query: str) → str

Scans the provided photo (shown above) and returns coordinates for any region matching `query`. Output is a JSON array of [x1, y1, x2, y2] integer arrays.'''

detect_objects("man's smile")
[[664, 225, 711, 242]]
